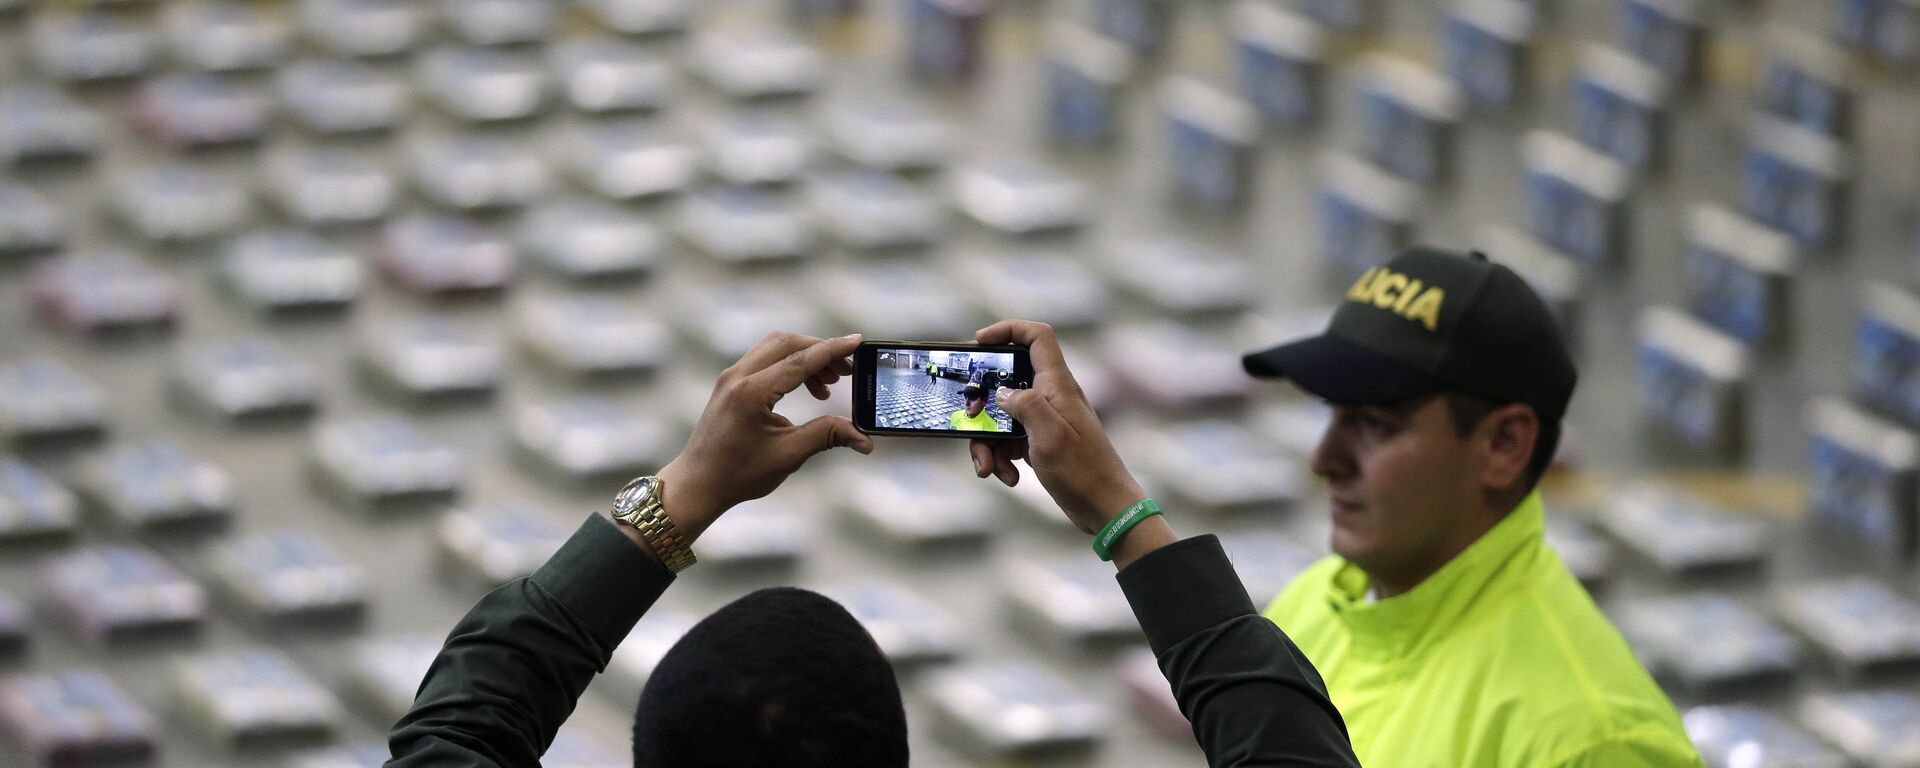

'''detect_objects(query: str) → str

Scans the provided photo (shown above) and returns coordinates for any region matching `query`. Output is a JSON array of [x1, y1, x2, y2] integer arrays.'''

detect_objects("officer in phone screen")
[[948, 381, 1000, 432]]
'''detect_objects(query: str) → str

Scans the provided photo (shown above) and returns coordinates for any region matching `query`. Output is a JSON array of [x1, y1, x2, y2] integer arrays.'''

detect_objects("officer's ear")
[[1476, 403, 1538, 492]]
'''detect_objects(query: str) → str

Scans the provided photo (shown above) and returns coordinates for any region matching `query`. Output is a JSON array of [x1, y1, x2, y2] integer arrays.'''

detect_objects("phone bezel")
[[853, 340, 1032, 440]]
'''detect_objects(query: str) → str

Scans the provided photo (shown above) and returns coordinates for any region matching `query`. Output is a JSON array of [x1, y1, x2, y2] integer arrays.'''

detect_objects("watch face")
[[613, 476, 657, 520]]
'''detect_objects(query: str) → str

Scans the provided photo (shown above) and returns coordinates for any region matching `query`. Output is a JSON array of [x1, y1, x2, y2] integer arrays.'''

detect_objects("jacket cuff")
[[531, 513, 676, 649], [1115, 534, 1258, 656]]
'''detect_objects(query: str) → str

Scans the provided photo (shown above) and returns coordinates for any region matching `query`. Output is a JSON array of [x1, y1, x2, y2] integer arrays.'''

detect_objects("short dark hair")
[[632, 588, 908, 768], [1442, 391, 1559, 492]]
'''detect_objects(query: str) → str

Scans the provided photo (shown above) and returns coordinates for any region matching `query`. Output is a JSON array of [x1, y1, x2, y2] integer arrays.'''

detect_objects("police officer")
[[948, 381, 1000, 432], [1242, 248, 1699, 766]]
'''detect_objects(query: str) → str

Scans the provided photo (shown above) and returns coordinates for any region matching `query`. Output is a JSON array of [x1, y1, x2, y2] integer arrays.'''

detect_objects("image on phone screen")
[[855, 342, 1032, 438]]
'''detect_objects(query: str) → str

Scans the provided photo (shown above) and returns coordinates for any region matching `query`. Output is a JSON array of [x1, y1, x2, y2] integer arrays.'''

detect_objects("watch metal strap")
[[614, 476, 697, 573]]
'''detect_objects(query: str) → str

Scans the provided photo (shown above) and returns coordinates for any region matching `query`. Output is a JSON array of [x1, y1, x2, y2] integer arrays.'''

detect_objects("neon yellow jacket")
[[948, 409, 1000, 431], [1263, 492, 1703, 767]]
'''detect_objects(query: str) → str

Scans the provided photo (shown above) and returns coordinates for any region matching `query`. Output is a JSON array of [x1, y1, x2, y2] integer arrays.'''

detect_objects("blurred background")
[[1, 0, 1919, 765]]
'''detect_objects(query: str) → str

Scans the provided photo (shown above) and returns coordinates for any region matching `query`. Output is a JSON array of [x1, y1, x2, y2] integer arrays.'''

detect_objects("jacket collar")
[[1324, 491, 1547, 656]]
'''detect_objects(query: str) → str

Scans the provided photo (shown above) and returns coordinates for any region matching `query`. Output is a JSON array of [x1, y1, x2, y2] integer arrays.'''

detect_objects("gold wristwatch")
[[611, 475, 696, 573]]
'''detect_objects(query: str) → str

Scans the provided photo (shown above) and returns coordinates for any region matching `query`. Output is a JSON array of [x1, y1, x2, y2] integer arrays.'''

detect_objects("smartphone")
[[853, 340, 1033, 439]]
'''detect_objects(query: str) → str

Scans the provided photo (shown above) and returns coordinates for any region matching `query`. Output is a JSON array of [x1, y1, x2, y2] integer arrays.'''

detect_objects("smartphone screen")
[[853, 341, 1033, 439]]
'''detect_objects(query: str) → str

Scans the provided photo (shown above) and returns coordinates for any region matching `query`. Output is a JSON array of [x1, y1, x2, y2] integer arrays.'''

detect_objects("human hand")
[[656, 332, 874, 541], [967, 320, 1147, 534]]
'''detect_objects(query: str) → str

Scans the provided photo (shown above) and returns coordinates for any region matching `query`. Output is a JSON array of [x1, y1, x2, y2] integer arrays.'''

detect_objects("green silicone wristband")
[[1092, 498, 1162, 562]]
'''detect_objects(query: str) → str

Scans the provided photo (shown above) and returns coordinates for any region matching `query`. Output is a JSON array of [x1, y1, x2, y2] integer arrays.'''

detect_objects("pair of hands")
[[654, 320, 1150, 546]]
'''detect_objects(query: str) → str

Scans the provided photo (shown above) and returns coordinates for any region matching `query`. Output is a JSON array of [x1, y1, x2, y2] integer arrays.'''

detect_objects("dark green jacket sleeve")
[[387, 513, 674, 766], [1117, 535, 1361, 768]]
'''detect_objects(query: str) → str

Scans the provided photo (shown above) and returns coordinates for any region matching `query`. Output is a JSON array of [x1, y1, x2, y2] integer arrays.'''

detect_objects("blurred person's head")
[[960, 382, 987, 417], [632, 587, 907, 768], [1241, 247, 1575, 597]]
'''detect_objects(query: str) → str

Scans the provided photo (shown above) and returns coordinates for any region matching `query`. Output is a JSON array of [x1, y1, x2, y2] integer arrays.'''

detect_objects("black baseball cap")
[[1242, 247, 1578, 423], [960, 382, 986, 400]]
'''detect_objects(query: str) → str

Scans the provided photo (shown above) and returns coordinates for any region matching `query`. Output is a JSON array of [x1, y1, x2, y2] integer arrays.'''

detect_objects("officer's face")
[[964, 396, 985, 417], [1308, 395, 1481, 586]]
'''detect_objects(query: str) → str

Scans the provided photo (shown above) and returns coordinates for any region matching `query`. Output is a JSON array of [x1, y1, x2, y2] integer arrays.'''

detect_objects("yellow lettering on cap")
[[1370, 273, 1408, 309], [1345, 268, 1446, 331], [1346, 268, 1379, 301], [1404, 287, 1445, 331], [1393, 279, 1424, 313]]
